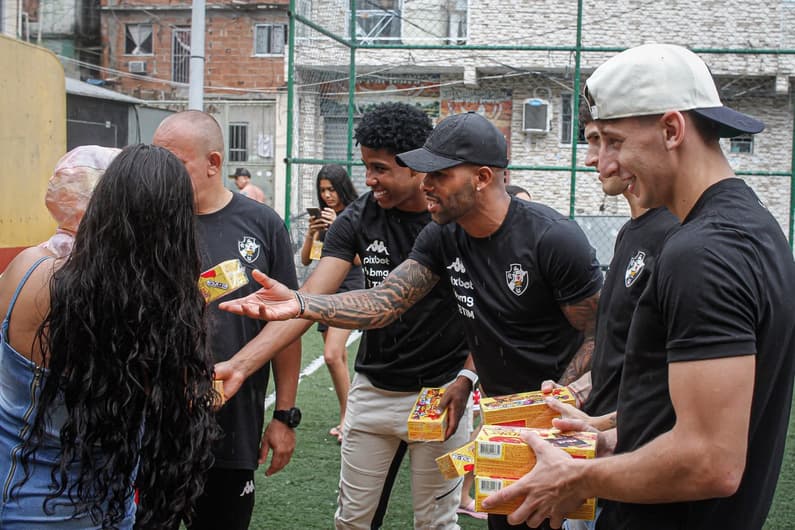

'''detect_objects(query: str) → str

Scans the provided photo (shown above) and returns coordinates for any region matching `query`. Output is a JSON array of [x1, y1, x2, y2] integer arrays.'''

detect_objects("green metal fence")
[[284, 0, 795, 268]]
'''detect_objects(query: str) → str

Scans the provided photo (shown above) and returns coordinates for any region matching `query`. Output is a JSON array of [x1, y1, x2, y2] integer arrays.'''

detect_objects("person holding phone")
[[300, 165, 362, 443]]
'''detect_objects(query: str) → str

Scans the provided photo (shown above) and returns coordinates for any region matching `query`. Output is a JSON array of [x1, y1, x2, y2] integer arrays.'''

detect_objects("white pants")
[[335, 373, 471, 530]]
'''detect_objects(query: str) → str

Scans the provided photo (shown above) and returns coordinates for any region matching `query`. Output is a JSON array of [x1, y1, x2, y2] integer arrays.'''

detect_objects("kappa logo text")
[[240, 480, 255, 496], [446, 257, 466, 273], [366, 240, 390, 255]]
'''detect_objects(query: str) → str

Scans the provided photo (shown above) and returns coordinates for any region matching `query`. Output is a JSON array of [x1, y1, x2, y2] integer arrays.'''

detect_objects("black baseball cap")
[[396, 112, 509, 172], [228, 167, 251, 179]]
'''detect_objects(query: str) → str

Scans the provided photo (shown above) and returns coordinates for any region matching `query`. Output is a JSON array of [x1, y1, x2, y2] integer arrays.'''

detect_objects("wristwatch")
[[273, 407, 302, 428]]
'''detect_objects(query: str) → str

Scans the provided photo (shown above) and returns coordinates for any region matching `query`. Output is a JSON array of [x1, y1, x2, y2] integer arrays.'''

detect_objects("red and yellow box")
[[435, 441, 475, 480], [474, 425, 597, 478], [480, 387, 576, 428], [407, 387, 448, 441], [474, 475, 596, 520], [199, 259, 249, 304]]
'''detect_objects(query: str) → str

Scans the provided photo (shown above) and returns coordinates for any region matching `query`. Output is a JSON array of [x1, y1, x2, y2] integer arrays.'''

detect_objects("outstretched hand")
[[218, 269, 300, 321]]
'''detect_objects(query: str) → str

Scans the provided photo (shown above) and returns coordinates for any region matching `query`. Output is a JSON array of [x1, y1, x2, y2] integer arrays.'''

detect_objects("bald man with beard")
[[153, 111, 301, 530]]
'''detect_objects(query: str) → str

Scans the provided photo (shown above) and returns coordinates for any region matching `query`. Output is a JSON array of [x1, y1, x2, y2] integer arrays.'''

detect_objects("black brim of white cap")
[[693, 106, 765, 138], [395, 147, 464, 172]]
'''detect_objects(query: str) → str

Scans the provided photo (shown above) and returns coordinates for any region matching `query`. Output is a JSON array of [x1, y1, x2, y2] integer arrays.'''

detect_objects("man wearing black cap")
[[220, 111, 604, 529], [480, 44, 795, 530], [230, 167, 267, 204]]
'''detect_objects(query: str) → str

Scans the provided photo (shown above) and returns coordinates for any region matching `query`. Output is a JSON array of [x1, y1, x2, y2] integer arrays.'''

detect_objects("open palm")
[[219, 269, 300, 321]]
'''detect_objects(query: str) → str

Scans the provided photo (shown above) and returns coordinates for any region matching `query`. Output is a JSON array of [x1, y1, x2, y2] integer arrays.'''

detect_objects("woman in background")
[[300, 164, 362, 443], [0, 144, 219, 529]]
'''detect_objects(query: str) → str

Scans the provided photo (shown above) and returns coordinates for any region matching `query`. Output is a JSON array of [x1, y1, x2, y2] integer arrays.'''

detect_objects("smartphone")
[[306, 207, 322, 219]]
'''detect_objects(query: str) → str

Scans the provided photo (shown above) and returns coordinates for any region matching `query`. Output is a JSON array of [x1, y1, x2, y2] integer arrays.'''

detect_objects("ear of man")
[[207, 151, 223, 177], [475, 165, 496, 192], [660, 111, 687, 151]]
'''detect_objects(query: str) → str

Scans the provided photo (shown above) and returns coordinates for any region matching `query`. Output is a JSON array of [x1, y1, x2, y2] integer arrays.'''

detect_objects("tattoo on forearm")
[[561, 292, 600, 333], [303, 259, 438, 329], [558, 293, 600, 385], [559, 339, 594, 385]]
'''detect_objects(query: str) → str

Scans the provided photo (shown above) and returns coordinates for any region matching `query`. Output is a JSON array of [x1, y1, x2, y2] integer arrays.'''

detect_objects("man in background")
[[230, 166, 267, 204]]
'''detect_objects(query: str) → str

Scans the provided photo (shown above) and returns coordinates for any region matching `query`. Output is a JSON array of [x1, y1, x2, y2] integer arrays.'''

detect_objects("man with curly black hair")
[[215, 102, 473, 529]]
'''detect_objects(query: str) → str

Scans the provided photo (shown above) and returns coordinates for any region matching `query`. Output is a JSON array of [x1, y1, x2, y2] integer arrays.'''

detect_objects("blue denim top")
[[0, 257, 136, 529]]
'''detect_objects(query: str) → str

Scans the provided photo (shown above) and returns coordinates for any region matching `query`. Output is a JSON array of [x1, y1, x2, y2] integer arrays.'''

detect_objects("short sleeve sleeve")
[[537, 219, 603, 305], [658, 236, 757, 362], [408, 222, 446, 276], [321, 207, 358, 263]]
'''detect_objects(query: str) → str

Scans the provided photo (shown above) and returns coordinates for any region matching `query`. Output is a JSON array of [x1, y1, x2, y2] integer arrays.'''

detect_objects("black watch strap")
[[273, 407, 302, 428]]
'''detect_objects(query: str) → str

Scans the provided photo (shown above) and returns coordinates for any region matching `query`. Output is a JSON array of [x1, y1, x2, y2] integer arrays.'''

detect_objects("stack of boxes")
[[410, 386, 596, 521]]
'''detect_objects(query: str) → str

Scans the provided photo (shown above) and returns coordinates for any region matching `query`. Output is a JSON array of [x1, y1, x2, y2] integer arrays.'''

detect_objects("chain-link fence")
[[285, 0, 795, 269]]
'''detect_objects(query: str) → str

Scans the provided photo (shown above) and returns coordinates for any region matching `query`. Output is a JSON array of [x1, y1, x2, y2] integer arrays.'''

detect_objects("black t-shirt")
[[409, 198, 603, 396], [598, 179, 795, 530], [198, 193, 298, 470], [583, 207, 678, 417], [321, 192, 468, 391]]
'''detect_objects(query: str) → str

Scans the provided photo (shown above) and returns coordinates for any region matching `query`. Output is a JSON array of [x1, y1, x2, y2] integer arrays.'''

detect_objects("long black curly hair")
[[316, 164, 358, 209], [354, 102, 433, 155], [22, 144, 220, 529]]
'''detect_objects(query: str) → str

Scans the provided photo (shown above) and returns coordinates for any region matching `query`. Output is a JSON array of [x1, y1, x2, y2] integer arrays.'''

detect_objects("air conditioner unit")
[[128, 61, 147, 74], [522, 98, 550, 133]]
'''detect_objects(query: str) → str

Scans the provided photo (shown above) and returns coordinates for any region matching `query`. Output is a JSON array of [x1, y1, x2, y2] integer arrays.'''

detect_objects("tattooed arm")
[[557, 291, 600, 385], [220, 259, 440, 330]]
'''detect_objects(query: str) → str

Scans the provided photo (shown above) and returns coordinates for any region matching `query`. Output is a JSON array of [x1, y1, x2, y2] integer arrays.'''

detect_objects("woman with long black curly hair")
[[0, 144, 219, 529]]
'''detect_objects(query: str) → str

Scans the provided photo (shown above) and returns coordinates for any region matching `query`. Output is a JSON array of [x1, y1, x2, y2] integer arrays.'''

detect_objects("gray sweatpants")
[[335, 373, 472, 530]]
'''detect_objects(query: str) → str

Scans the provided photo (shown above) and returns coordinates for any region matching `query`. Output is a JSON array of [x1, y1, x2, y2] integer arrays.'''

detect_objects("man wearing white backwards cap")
[[482, 44, 795, 530]]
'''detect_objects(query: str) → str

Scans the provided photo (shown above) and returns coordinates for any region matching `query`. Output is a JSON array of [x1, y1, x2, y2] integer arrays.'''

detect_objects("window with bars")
[[355, 0, 402, 44], [254, 24, 287, 56], [125, 23, 153, 55], [172, 27, 190, 84], [730, 134, 754, 154], [560, 93, 586, 145], [229, 123, 249, 162]]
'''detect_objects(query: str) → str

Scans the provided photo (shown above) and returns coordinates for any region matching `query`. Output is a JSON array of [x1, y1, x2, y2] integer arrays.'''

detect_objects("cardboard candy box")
[[474, 425, 597, 478], [435, 441, 475, 480], [474, 475, 596, 520], [407, 387, 448, 442], [479, 387, 576, 428], [199, 259, 249, 303]]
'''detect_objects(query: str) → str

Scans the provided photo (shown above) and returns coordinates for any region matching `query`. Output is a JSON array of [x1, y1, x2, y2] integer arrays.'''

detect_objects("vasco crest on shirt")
[[505, 263, 529, 296], [238, 236, 261, 263], [625, 250, 647, 287]]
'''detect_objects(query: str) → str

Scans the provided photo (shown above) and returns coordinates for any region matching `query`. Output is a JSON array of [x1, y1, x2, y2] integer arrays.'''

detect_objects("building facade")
[[289, 0, 795, 262], [98, 0, 290, 212]]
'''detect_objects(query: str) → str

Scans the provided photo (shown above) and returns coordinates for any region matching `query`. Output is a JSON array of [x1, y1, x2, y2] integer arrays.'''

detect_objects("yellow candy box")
[[435, 441, 475, 480], [199, 259, 249, 304], [474, 425, 597, 478], [479, 387, 576, 428], [407, 387, 447, 442], [474, 475, 596, 520]]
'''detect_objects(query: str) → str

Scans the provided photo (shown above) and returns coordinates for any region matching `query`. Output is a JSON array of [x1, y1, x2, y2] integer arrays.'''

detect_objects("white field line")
[[263, 330, 362, 411]]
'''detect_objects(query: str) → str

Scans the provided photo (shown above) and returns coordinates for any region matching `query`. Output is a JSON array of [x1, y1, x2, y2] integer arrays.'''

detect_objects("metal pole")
[[790, 91, 795, 249], [347, 0, 357, 178], [188, 0, 205, 110], [284, 0, 297, 229], [568, 0, 584, 219]]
